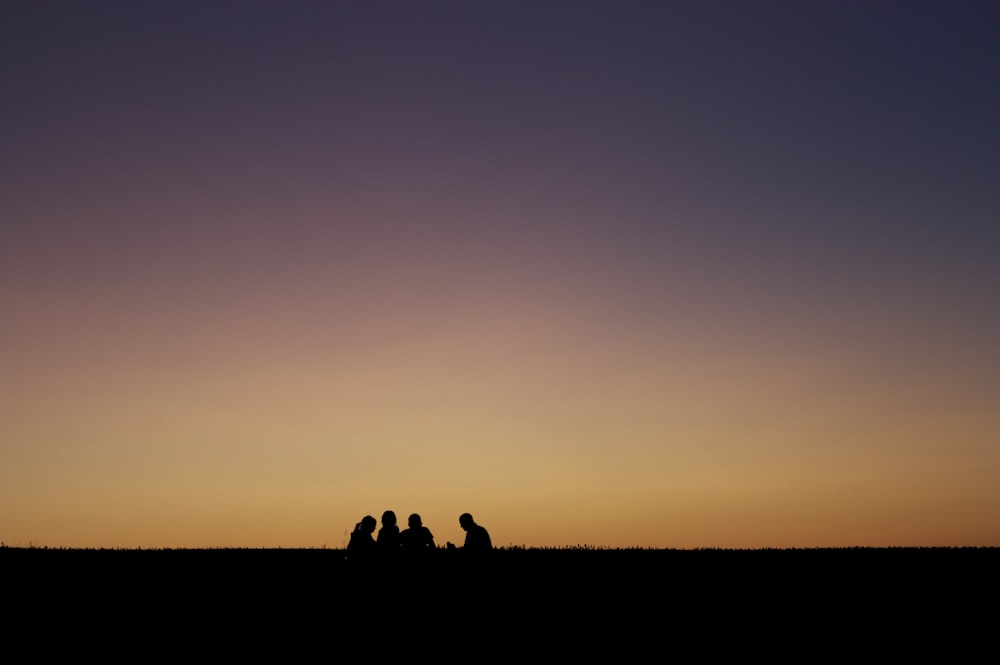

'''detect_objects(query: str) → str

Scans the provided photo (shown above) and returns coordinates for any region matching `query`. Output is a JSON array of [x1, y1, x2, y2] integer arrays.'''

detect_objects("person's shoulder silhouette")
[[345, 515, 377, 561]]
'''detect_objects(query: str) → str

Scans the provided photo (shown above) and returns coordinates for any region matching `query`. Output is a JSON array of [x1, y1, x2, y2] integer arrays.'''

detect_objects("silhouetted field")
[[6, 545, 995, 602], [5, 545, 995, 656], [6, 544, 996, 584]]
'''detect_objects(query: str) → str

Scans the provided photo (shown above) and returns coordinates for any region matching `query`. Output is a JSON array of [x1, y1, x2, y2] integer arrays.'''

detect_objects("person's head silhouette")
[[408, 513, 423, 528], [382, 510, 397, 528], [358, 515, 376, 533], [459, 513, 475, 530]]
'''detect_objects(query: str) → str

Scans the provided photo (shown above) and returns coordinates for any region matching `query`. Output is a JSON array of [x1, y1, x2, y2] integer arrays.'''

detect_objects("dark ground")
[[4, 546, 995, 657]]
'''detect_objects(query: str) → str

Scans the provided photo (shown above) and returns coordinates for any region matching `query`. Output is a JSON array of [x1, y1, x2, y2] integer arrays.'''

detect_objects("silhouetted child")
[[399, 513, 436, 558], [345, 515, 377, 561]]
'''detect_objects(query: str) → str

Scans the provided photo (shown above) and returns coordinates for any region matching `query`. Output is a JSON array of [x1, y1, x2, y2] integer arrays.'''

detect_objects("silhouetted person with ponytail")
[[345, 515, 377, 562]]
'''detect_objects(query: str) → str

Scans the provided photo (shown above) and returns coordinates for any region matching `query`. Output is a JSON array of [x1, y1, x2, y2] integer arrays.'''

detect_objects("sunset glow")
[[2, 1, 998, 549]]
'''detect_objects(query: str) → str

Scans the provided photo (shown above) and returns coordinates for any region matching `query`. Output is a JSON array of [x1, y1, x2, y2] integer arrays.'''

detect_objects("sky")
[[2, 0, 999, 550]]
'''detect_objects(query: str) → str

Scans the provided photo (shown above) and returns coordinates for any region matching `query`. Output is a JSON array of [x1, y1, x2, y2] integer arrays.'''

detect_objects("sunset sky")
[[3, 1, 998, 550]]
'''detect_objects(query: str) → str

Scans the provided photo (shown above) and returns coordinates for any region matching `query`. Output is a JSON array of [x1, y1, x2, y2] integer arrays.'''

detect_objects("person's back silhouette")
[[399, 513, 436, 559], [345, 515, 377, 561], [377, 510, 401, 558]]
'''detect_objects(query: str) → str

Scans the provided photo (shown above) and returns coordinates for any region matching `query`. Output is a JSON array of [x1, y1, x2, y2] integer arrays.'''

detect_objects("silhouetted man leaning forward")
[[458, 512, 492, 556]]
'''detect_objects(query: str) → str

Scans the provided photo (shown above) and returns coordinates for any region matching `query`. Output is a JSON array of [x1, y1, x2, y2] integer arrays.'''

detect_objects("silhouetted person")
[[458, 512, 492, 555], [399, 513, 436, 559], [345, 515, 377, 561], [377, 510, 401, 558]]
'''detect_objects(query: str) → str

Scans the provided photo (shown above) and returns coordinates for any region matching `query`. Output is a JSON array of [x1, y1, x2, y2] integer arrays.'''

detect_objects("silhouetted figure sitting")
[[377, 510, 401, 558], [399, 513, 436, 559], [456, 513, 492, 558], [345, 515, 377, 561]]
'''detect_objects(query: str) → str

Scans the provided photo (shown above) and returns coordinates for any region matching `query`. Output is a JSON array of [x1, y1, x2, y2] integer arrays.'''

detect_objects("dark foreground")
[[5, 546, 996, 657]]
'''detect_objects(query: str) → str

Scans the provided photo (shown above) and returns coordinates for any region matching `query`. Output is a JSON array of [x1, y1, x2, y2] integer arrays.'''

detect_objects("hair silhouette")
[[377, 510, 401, 557]]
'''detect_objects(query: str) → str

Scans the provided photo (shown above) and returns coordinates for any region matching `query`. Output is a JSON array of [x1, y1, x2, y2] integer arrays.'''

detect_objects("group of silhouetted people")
[[345, 511, 491, 563]]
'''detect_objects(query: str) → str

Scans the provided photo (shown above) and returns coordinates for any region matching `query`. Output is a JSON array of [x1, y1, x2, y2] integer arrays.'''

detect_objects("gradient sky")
[[3, 1, 999, 549]]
